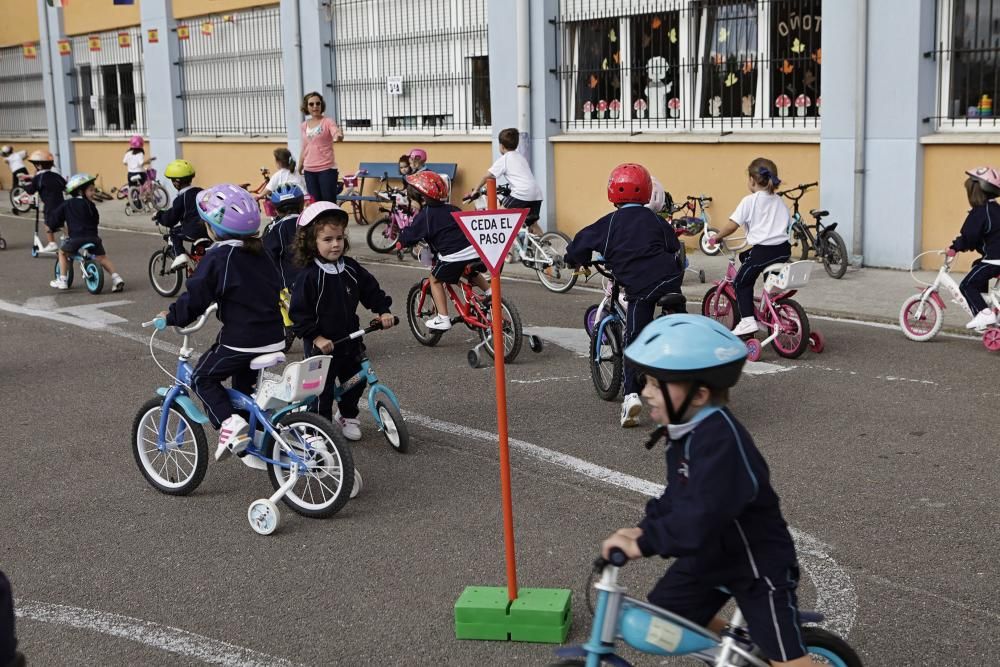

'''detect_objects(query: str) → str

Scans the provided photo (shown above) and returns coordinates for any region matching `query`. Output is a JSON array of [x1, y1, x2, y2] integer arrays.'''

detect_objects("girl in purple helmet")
[[157, 184, 285, 464]]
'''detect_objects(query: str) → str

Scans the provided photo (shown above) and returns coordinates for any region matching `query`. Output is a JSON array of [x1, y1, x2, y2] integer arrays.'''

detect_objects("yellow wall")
[[179, 140, 285, 192], [921, 144, 1000, 271], [174, 0, 273, 19], [553, 142, 820, 244], [73, 139, 149, 194], [0, 141, 48, 190], [63, 0, 140, 36], [0, 1, 39, 47]]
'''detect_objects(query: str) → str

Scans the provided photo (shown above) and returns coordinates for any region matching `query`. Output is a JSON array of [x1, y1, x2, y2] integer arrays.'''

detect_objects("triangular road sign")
[[451, 208, 528, 277]]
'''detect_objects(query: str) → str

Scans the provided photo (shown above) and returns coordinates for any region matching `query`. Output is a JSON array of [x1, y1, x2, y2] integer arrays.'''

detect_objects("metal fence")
[[554, 0, 821, 132], [69, 27, 147, 136], [0, 46, 46, 137], [929, 0, 1000, 129], [177, 4, 285, 136], [329, 0, 491, 135]]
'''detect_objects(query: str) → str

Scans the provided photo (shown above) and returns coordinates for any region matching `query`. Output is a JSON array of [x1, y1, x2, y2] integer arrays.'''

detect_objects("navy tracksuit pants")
[[734, 242, 792, 320], [623, 276, 684, 395], [191, 344, 260, 428], [959, 260, 1000, 314]]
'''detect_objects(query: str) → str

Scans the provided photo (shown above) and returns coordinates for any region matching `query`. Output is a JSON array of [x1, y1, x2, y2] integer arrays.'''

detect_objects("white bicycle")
[[899, 250, 1000, 351]]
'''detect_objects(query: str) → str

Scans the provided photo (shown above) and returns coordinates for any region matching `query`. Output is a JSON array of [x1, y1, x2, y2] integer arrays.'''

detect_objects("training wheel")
[[983, 328, 1000, 352], [808, 331, 826, 354], [247, 499, 280, 535], [745, 338, 762, 362], [529, 335, 544, 353], [583, 304, 600, 337], [351, 468, 363, 499], [0, 237, 6, 250], [698, 269, 706, 284], [467, 349, 482, 368]]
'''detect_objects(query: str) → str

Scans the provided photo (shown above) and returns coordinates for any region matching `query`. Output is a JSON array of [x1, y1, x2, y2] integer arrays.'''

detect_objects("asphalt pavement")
[[0, 207, 997, 665]]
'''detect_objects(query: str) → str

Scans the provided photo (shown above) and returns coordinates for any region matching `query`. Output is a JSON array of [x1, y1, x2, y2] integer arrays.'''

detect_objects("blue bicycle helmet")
[[624, 314, 747, 390], [269, 182, 304, 208]]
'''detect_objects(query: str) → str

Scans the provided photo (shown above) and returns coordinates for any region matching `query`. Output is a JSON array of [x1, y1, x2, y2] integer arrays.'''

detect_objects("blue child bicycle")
[[53, 241, 105, 294], [553, 549, 862, 667], [132, 304, 355, 535]]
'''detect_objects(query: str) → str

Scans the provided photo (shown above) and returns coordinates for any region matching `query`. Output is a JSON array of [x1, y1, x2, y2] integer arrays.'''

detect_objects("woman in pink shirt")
[[297, 92, 344, 203]]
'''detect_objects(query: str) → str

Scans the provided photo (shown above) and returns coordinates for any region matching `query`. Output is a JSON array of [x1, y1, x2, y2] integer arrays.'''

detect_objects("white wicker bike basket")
[[763, 261, 814, 291]]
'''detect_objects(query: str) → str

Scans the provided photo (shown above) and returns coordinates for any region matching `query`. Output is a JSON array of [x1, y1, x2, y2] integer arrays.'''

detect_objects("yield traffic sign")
[[451, 209, 529, 277]]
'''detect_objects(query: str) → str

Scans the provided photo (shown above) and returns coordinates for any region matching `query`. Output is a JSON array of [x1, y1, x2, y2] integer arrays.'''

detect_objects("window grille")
[[330, 0, 490, 135], [0, 46, 45, 137], [177, 5, 285, 136], [69, 27, 146, 136], [554, 0, 821, 132], [930, 0, 1000, 129]]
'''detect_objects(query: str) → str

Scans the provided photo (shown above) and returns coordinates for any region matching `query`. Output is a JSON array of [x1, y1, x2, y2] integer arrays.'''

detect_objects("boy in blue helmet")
[[263, 182, 306, 290], [601, 314, 817, 666]]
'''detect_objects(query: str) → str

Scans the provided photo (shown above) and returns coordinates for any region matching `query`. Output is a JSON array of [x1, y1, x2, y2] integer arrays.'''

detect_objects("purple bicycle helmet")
[[196, 184, 261, 237]]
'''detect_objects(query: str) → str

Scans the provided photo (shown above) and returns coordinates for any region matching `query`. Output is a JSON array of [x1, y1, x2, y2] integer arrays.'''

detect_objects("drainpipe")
[[852, 0, 868, 266], [516, 0, 531, 162], [41, 4, 61, 168]]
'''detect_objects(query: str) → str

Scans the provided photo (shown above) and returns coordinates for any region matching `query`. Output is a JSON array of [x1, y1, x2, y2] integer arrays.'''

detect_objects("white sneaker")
[[338, 416, 362, 441], [111, 274, 125, 293], [216, 414, 250, 461], [425, 314, 452, 331], [49, 278, 69, 290], [41, 241, 58, 253], [169, 253, 191, 271], [732, 317, 759, 336], [620, 393, 642, 428], [966, 309, 998, 330], [237, 452, 268, 470]]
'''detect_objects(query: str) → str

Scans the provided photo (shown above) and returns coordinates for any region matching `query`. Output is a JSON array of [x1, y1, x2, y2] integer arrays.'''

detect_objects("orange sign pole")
[[487, 178, 519, 602]]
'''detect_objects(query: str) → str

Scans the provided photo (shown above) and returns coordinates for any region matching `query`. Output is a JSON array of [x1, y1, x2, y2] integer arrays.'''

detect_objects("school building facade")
[[2, 0, 997, 269]]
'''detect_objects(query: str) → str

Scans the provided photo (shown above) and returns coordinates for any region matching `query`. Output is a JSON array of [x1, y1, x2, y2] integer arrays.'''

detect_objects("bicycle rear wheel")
[[701, 285, 739, 329], [821, 231, 849, 279], [151, 183, 170, 211], [267, 412, 353, 518], [406, 281, 443, 346], [534, 231, 577, 293], [148, 248, 183, 297], [479, 296, 524, 362], [366, 216, 397, 253], [770, 297, 810, 359], [589, 319, 623, 401]]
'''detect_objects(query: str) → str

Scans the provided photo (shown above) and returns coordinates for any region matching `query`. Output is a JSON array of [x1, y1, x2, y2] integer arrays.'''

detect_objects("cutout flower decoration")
[[791, 38, 806, 54], [794, 94, 811, 117], [775, 94, 792, 117]]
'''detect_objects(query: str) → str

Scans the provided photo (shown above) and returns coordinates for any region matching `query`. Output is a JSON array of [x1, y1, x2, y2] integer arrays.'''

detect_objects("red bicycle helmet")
[[405, 171, 447, 202], [966, 166, 1000, 196], [607, 163, 652, 205]]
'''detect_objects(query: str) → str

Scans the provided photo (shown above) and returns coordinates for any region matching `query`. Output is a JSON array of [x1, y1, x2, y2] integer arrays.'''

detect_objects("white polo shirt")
[[729, 191, 790, 246], [488, 150, 543, 201]]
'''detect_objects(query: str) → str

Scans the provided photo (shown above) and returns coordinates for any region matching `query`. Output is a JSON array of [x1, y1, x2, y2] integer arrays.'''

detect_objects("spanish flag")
[[200, 21, 213, 37], [118, 32, 131, 48], [177, 25, 190, 40], [57, 39, 71, 55], [88, 35, 101, 52], [22, 43, 37, 59]]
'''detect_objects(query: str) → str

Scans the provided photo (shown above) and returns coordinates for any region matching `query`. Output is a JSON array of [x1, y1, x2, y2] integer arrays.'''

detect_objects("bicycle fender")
[[924, 289, 947, 310], [155, 387, 210, 424], [819, 222, 838, 235], [367, 385, 401, 426]]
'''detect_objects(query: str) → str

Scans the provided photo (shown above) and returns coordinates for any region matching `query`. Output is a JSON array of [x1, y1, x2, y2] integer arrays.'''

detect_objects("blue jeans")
[[303, 168, 341, 203]]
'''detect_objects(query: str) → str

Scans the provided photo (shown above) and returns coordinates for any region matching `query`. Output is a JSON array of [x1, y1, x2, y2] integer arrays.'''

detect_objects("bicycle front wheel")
[[479, 296, 524, 362], [267, 412, 354, 518], [131, 397, 208, 496], [83, 260, 104, 294], [589, 319, 624, 401], [770, 297, 810, 359], [790, 223, 810, 260], [148, 249, 183, 297], [10, 186, 31, 213], [367, 216, 397, 254], [802, 627, 864, 667], [535, 231, 577, 293], [700, 227, 721, 255], [822, 231, 849, 279], [899, 293, 943, 342], [406, 281, 443, 346], [373, 394, 409, 453], [702, 285, 739, 329]]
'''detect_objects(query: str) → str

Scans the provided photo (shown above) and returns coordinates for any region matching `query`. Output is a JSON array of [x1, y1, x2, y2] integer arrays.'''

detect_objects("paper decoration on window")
[[724, 73, 738, 87], [633, 98, 648, 119], [780, 60, 794, 74], [88, 35, 101, 52], [118, 32, 131, 48], [791, 38, 806, 54], [741, 95, 753, 116], [709, 96, 723, 117], [147, 28, 158, 44], [201, 21, 213, 36], [57, 39, 71, 55], [718, 28, 729, 43], [601, 58, 608, 71], [222, 14, 235, 23], [22, 43, 37, 59], [794, 94, 811, 117], [651, 16, 662, 30], [597, 100, 608, 119], [609, 28, 617, 43], [668, 28, 677, 44], [647, 56, 671, 118], [583, 101, 594, 120], [588, 74, 598, 89], [811, 49, 821, 64], [609, 99, 621, 119], [775, 94, 792, 116], [667, 97, 680, 119], [177, 25, 190, 40]]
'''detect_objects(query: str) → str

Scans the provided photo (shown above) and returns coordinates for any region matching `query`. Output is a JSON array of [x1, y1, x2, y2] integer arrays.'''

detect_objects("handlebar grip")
[[607, 548, 628, 567], [142, 317, 166, 330]]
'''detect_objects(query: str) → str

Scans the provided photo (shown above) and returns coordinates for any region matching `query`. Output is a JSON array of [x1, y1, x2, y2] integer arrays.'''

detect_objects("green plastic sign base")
[[454, 586, 572, 643]]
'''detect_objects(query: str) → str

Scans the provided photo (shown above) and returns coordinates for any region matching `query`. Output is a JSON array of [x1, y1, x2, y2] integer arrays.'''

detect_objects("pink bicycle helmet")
[[129, 135, 143, 150], [408, 147, 427, 162], [966, 166, 1000, 196], [196, 184, 261, 237], [298, 201, 348, 227]]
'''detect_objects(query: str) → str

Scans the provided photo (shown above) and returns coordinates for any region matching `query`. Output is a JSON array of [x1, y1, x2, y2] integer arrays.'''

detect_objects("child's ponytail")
[[748, 157, 781, 193], [274, 147, 294, 172]]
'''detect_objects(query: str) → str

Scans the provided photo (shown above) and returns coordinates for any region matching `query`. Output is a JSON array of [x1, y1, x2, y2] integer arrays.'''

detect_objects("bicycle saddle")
[[809, 209, 829, 219], [657, 293, 687, 312], [466, 260, 488, 274], [250, 351, 286, 370]]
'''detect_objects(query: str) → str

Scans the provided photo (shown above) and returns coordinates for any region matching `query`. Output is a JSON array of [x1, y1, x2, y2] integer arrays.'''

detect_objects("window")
[[934, 0, 1000, 129], [330, 0, 490, 135], [555, 0, 822, 131], [70, 28, 146, 136], [176, 5, 285, 136], [0, 45, 45, 137]]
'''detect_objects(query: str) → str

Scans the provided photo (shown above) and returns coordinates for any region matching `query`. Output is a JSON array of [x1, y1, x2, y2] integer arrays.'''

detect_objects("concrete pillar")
[[140, 0, 184, 190], [280, 0, 305, 156], [37, 0, 75, 174]]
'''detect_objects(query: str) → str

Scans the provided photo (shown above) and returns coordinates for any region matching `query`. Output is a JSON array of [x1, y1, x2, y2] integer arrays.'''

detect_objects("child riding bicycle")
[[264, 183, 306, 290], [156, 183, 285, 464], [399, 170, 490, 332], [290, 201, 394, 441], [564, 163, 683, 428], [24, 149, 65, 253], [602, 314, 821, 667], [947, 166, 1000, 330], [153, 159, 207, 271], [49, 173, 124, 292], [466, 128, 544, 236], [123, 135, 147, 187], [708, 157, 792, 337]]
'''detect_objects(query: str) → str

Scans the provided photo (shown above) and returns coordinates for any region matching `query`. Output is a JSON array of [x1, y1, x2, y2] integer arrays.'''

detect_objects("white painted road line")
[[15, 600, 302, 667]]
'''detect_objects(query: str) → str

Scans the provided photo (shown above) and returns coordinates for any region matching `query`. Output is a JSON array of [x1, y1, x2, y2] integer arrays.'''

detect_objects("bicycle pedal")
[[450, 316, 463, 324]]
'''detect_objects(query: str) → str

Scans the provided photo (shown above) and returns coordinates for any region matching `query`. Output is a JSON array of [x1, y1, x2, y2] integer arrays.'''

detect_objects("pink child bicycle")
[[701, 236, 825, 361]]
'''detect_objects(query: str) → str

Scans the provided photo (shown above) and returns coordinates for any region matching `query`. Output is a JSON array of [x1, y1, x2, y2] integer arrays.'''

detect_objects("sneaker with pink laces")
[[337, 416, 362, 441]]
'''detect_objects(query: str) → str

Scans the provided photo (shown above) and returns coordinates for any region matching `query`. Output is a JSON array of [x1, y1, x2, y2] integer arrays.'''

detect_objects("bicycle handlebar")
[[463, 183, 512, 204], [777, 181, 819, 199], [685, 194, 712, 203], [595, 548, 629, 571], [143, 303, 218, 335], [329, 315, 400, 346]]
